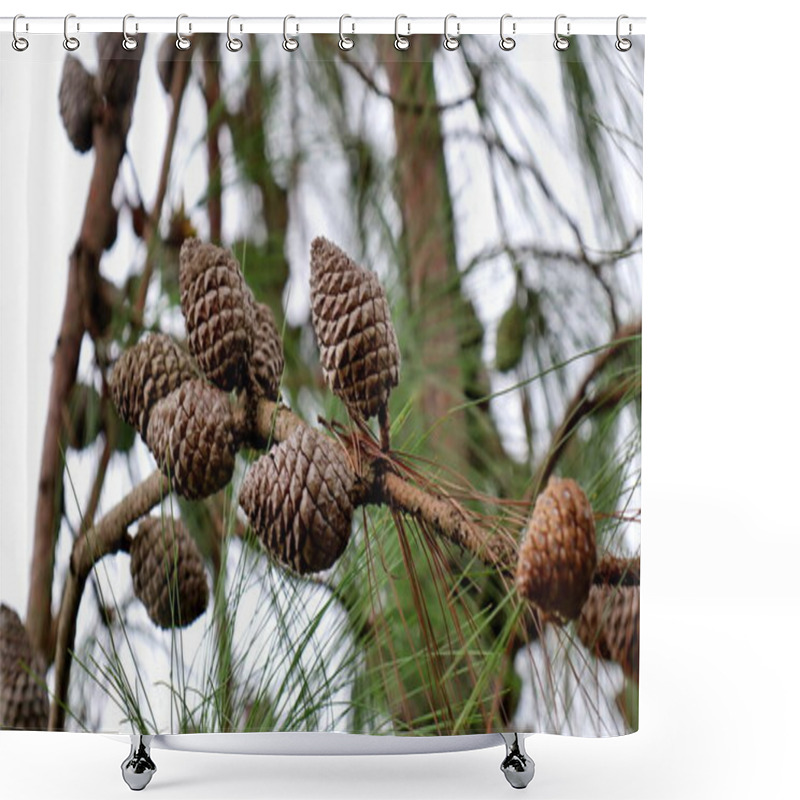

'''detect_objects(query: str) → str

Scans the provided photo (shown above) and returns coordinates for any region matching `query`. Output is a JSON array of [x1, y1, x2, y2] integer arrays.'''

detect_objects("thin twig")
[[340, 53, 478, 115], [530, 319, 642, 498], [132, 55, 192, 319]]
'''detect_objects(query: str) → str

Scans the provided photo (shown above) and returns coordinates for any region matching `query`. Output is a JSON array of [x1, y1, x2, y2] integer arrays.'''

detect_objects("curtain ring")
[[176, 14, 191, 51], [443, 14, 460, 51], [499, 14, 515, 51], [338, 14, 354, 51], [394, 15, 410, 51], [615, 15, 632, 52], [63, 14, 80, 51], [12, 14, 29, 52], [283, 15, 299, 51], [122, 14, 138, 51], [554, 14, 570, 51], [226, 15, 243, 52]]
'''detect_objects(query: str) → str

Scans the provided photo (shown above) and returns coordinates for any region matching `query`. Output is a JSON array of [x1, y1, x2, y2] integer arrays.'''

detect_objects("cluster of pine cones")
[[106, 235, 401, 639], [515, 477, 639, 682]]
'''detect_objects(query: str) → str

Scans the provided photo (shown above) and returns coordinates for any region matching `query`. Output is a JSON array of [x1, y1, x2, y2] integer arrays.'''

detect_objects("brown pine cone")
[[130, 517, 209, 629], [577, 584, 640, 683], [309, 237, 400, 421], [96, 32, 145, 109], [146, 379, 237, 499], [247, 300, 284, 400], [516, 477, 597, 620], [240, 426, 355, 574], [110, 333, 197, 440], [58, 56, 98, 153], [594, 553, 641, 587], [0, 605, 49, 730], [179, 239, 255, 391]]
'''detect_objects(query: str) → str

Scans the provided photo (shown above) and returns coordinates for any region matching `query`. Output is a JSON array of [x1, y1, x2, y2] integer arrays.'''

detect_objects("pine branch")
[[27, 43, 145, 662], [531, 319, 642, 497]]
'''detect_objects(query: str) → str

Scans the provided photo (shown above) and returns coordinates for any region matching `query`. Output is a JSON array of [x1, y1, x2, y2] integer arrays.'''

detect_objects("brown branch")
[[132, 54, 191, 319], [27, 46, 145, 662], [531, 319, 642, 498], [49, 471, 169, 730], [378, 472, 515, 572]]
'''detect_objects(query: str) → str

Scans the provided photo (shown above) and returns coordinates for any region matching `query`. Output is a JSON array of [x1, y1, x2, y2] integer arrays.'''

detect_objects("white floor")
[[2, 595, 797, 799]]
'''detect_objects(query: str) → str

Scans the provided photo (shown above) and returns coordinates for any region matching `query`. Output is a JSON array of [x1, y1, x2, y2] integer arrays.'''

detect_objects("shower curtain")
[[0, 25, 643, 740]]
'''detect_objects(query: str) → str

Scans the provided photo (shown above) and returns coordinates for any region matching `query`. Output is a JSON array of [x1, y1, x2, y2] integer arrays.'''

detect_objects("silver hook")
[[554, 14, 570, 51], [283, 15, 299, 51], [12, 14, 29, 52], [339, 14, 354, 51], [122, 14, 138, 51], [615, 14, 632, 52], [226, 15, 243, 52], [499, 14, 515, 51], [176, 13, 191, 51], [63, 14, 80, 51], [443, 14, 460, 51], [394, 14, 410, 51]]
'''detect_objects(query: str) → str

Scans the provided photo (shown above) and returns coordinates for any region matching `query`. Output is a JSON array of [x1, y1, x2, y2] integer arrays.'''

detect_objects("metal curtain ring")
[[176, 14, 191, 50], [283, 15, 299, 51], [499, 14, 515, 51], [226, 15, 243, 52], [616, 14, 632, 51], [339, 14, 354, 50], [394, 14, 410, 50], [443, 14, 460, 51], [122, 14, 138, 51], [12, 14, 28, 51], [63, 14, 80, 51], [554, 14, 570, 51]]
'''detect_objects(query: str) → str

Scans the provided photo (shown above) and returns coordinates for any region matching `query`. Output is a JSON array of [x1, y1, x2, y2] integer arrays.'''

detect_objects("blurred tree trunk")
[[201, 35, 223, 243], [380, 36, 467, 467]]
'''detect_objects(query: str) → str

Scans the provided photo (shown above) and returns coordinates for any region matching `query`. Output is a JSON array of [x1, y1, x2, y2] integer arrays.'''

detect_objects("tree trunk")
[[381, 36, 467, 467]]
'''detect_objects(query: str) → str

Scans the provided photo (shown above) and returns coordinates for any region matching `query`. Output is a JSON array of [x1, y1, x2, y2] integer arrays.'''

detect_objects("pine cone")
[[179, 239, 255, 391], [240, 426, 355, 574], [247, 300, 284, 400], [0, 605, 49, 730], [110, 333, 197, 440], [96, 32, 145, 109], [146, 379, 237, 499], [130, 517, 209, 629], [58, 56, 97, 153], [515, 477, 597, 620], [577, 584, 639, 682], [309, 237, 400, 421]]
